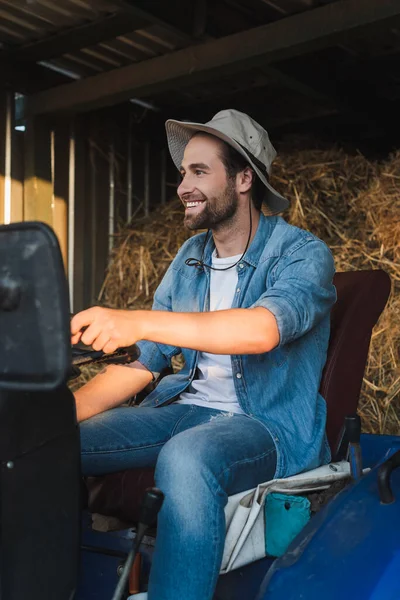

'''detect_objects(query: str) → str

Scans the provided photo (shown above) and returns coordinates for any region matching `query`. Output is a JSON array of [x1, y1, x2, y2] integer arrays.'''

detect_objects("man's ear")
[[237, 167, 254, 194]]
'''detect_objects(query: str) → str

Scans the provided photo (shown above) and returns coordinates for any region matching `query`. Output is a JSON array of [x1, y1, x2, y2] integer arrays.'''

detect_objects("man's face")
[[177, 134, 238, 230]]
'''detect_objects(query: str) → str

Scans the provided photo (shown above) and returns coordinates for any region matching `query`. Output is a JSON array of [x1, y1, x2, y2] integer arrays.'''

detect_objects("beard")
[[183, 178, 239, 231]]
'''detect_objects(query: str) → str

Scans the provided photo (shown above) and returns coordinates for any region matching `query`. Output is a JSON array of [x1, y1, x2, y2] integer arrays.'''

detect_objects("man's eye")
[[195, 170, 205, 176]]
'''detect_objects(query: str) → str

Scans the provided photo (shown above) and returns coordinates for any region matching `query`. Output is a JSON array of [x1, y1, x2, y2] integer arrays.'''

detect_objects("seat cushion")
[[87, 467, 155, 523]]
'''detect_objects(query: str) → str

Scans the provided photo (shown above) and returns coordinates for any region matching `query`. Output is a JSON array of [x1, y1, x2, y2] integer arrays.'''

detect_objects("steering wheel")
[[70, 343, 141, 380]]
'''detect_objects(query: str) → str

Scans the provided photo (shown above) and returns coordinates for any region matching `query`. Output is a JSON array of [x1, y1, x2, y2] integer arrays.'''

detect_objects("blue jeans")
[[80, 404, 277, 600]]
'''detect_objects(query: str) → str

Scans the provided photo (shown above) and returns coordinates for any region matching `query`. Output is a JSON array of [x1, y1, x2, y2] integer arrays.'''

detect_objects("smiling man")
[[73, 109, 336, 600]]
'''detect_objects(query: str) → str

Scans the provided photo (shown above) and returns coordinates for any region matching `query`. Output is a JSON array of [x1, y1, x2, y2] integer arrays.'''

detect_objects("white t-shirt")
[[177, 251, 245, 414]]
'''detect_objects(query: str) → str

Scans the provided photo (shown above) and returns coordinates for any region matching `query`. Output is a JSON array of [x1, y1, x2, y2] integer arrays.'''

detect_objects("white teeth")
[[186, 201, 203, 208]]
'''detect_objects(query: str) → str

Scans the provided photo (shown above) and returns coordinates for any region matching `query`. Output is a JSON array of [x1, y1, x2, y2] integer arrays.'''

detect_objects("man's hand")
[[71, 307, 144, 353]]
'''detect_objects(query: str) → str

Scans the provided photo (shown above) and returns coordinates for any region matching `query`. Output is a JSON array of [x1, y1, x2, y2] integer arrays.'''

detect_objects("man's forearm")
[[71, 305, 280, 355], [74, 362, 153, 422], [140, 307, 279, 355]]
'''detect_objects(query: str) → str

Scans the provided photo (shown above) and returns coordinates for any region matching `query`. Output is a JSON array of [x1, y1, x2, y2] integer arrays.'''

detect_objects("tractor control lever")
[[70, 344, 141, 379], [111, 488, 164, 600], [345, 414, 363, 480]]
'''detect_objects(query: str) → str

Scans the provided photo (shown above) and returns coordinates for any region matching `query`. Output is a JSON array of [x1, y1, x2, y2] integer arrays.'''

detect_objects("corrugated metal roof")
[[2, 0, 399, 84], [0, 0, 189, 80], [0, 0, 116, 44], [0, 0, 340, 79], [45, 22, 189, 78]]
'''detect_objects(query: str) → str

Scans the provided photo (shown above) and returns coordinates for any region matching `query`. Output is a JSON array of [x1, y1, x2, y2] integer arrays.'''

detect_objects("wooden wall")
[[0, 96, 177, 313]]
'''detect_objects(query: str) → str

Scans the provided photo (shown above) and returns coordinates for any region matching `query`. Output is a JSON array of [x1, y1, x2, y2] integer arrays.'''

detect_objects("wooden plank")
[[0, 93, 24, 224], [53, 120, 70, 273], [88, 122, 97, 305], [127, 112, 133, 222], [113, 108, 130, 226], [0, 94, 6, 224], [71, 116, 88, 313], [0, 92, 11, 224], [143, 141, 150, 217], [92, 125, 110, 303], [11, 130, 24, 223], [25, 0, 400, 115], [108, 139, 115, 254], [80, 111, 113, 306], [24, 116, 52, 226]]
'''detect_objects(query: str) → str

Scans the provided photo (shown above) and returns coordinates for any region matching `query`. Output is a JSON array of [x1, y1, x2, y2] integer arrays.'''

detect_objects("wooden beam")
[[0, 92, 11, 224], [2, 12, 150, 63], [1, 62, 70, 94], [111, 0, 193, 42], [24, 0, 400, 115]]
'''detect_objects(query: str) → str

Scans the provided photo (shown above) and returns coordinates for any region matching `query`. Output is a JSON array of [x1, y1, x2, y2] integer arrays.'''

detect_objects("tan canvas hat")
[[165, 109, 289, 214]]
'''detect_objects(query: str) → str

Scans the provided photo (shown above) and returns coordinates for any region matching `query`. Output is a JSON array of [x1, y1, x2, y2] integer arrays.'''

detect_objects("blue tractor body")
[[75, 434, 400, 600]]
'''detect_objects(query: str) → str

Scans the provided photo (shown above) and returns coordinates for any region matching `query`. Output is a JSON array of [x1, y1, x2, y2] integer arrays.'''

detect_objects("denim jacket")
[[137, 214, 336, 478]]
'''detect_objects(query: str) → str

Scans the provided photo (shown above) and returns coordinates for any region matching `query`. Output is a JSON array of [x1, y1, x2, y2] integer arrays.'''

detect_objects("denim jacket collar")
[[203, 214, 277, 269]]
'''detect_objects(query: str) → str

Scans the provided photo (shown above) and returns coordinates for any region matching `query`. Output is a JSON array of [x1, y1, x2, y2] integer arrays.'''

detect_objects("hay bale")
[[271, 149, 400, 434], [98, 200, 188, 310], [97, 149, 400, 434]]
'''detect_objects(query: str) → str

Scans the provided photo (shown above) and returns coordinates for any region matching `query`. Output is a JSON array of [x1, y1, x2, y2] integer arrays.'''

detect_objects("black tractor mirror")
[[0, 221, 70, 391]]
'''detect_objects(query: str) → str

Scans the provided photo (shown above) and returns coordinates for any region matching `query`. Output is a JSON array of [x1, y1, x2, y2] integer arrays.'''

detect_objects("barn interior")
[[0, 0, 399, 431]]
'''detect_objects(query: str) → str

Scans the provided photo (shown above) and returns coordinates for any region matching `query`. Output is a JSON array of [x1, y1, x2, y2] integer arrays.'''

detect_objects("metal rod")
[[144, 141, 150, 217], [4, 91, 12, 225], [68, 120, 75, 312], [109, 140, 115, 253], [80, 545, 128, 559]]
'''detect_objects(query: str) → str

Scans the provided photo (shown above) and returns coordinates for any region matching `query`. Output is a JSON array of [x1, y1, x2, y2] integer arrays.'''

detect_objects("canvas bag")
[[221, 461, 352, 574]]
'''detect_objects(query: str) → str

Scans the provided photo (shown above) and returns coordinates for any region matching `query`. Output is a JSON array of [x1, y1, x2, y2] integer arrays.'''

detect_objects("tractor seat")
[[86, 270, 391, 524]]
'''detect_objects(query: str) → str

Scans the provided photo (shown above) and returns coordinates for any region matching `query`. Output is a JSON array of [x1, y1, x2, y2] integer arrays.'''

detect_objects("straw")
[[73, 148, 400, 434]]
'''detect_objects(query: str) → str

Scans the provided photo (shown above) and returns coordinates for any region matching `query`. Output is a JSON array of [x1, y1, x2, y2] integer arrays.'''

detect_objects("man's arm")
[[74, 361, 152, 422], [139, 307, 279, 354], [71, 306, 280, 356], [71, 237, 336, 356]]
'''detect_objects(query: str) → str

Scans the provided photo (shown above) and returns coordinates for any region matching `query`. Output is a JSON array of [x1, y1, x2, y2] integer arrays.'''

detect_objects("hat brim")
[[165, 119, 289, 215]]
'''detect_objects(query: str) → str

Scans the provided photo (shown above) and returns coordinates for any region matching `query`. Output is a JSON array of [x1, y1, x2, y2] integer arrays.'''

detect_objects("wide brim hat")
[[165, 109, 289, 214]]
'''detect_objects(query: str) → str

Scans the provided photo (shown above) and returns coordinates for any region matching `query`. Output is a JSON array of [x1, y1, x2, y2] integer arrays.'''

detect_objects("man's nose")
[[177, 175, 195, 198]]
